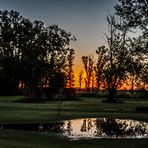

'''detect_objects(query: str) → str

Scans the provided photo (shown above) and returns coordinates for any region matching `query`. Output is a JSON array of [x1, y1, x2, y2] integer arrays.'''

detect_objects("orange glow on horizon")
[[73, 64, 138, 90]]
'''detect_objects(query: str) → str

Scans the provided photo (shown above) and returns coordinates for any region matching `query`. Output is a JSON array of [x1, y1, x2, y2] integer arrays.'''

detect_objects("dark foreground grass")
[[0, 130, 148, 148]]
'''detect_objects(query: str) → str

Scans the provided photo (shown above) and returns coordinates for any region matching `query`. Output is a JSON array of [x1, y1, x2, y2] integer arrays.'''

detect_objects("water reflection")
[[1, 118, 148, 139], [62, 118, 148, 139], [94, 118, 148, 138], [66, 121, 73, 135]]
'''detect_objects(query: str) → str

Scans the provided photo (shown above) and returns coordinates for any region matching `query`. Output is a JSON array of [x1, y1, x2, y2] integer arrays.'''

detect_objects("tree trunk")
[[130, 75, 134, 96], [108, 88, 116, 102]]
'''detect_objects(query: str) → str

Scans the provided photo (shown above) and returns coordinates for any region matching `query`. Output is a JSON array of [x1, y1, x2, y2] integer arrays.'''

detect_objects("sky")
[[0, 0, 117, 86]]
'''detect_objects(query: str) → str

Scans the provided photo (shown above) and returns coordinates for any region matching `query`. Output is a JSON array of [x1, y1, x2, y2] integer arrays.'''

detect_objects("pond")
[[1, 118, 148, 139], [62, 118, 148, 139]]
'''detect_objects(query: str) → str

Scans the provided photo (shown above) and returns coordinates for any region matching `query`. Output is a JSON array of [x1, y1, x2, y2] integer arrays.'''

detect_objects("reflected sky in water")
[[62, 118, 148, 139]]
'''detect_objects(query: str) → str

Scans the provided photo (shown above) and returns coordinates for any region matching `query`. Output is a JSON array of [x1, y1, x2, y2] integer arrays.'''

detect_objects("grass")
[[0, 95, 148, 147], [0, 130, 148, 148], [0, 96, 148, 123]]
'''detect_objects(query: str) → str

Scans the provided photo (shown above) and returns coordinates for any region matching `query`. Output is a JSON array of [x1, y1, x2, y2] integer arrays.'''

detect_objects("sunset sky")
[[0, 0, 117, 87]]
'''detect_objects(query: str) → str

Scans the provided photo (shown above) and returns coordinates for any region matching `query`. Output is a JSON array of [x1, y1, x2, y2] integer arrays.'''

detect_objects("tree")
[[0, 10, 48, 96], [0, 10, 23, 94], [44, 25, 75, 95], [65, 48, 75, 88], [0, 10, 76, 97], [102, 15, 136, 102], [20, 20, 47, 92], [115, 0, 148, 32], [91, 72, 96, 92], [115, 0, 148, 91], [82, 55, 94, 92], [78, 70, 83, 91], [95, 46, 108, 91]]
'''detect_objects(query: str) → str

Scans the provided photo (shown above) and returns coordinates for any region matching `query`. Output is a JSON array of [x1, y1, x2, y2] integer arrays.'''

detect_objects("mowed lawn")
[[1, 130, 148, 148], [0, 95, 148, 148]]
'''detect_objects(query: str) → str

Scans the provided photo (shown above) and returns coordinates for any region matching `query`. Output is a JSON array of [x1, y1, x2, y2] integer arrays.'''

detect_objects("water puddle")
[[1, 118, 148, 139], [62, 118, 148, 139]]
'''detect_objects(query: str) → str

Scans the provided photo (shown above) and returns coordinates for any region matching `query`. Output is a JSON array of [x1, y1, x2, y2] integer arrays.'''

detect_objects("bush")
[[78, 92, 107, 98]]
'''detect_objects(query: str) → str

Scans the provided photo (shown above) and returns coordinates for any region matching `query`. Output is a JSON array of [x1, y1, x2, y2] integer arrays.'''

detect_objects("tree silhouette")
[[78, 70, 83, 91], [115, 0, 148, 32], [101, 15, 138, 102], [115, 0, 148, 93], [0, 10, 22, 95], [95, 46, 108, 91], [0, 10, 75, 97], [82, 55, 94, 92], [65, 48, 75, 88]]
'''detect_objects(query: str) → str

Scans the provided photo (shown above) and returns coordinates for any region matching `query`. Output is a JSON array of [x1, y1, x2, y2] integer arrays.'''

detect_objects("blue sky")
[[0, 0, 117, 84]]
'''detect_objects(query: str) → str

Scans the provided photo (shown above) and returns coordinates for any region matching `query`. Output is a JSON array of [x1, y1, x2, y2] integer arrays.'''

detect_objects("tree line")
[[0, 0, 147, 102], [79, 0, 148, 102], [0, 10, 75, 97]]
